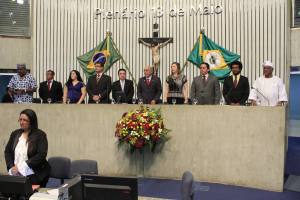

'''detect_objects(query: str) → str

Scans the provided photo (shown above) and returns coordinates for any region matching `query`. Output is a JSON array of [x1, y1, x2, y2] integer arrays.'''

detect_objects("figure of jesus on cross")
[[139, 39, 172, 76], [139, 23, 173, 76]]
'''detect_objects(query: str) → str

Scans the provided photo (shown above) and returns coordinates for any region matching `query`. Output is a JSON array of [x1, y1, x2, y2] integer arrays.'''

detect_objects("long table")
[[0, 104, 286, 191]]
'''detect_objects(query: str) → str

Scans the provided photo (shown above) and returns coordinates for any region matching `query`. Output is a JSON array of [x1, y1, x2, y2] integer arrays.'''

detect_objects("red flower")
[[153, 123, 159, 130], [151, 135, 160, 142], [127, 122, 132, 127], [131, 114, 137, 121], [143, 130, 150, 136], [143, 123, 151, 130], [115, 106, 169, 152], [134, 139, 145, 148]]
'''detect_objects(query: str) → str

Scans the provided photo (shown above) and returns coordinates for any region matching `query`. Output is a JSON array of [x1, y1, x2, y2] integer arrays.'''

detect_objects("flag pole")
[[180, 60, 189, 74], [105, 31, 137, 86], [181, 29, 205, 73], [106, 31, 110, 50], [181, 40, 199, 73], [109, 34, 138, 86]]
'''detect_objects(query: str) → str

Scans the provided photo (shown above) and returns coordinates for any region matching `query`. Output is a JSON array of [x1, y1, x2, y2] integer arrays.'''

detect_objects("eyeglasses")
[[18, 118, 29, 122]]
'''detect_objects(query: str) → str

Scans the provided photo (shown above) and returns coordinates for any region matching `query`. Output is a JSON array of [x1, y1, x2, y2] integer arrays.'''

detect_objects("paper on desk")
[[46, 188, 60, 196], [47, 184, 68, 197], [29, 192, 60, 200]]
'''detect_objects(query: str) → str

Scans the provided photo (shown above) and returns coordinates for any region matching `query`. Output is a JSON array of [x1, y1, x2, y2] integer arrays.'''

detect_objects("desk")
[[30, 193, 169, 200], [0, 104, 286, 191], [139, 197, 171, 200]]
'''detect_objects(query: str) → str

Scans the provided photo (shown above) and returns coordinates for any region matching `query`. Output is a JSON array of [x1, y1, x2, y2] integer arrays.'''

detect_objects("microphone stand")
[[117, 95, 121, 104], [251, 87, 270, 106]]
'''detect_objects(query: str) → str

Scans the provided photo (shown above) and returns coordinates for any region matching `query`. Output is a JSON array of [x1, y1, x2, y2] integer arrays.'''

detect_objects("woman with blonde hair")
[[163, 62, 188, 104]]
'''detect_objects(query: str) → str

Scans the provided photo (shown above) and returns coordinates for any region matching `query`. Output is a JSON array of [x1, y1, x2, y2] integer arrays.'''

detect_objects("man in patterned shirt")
[[8, 64, 37, 103]]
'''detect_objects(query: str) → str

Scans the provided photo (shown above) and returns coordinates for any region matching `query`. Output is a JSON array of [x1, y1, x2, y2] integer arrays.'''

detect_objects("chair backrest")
[[181, 171, 194, 200], [48, 156, 71, 180], [71, 159, 98, 177]]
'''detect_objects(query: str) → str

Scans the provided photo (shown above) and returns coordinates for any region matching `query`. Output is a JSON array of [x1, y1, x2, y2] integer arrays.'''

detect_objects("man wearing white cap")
[[248, 60, 288, 106]]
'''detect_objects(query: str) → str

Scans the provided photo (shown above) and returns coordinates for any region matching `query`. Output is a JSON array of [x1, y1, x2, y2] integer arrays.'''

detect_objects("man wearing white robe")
[[249, 60, 288, 106]]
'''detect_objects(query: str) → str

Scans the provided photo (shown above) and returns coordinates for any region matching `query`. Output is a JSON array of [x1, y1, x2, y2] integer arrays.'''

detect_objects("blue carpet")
[[138, 178, 300, 200], [47, 136, 300, 199]]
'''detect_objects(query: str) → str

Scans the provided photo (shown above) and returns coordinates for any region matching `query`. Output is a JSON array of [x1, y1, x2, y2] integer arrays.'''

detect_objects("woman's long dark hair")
[[66, 70, 83, 86], [20, 109, 38, 130]]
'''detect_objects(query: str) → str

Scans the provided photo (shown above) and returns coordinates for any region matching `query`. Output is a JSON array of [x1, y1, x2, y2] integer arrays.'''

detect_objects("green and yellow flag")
[[187, 32, 240, 80], [77, 33, 121, 78]]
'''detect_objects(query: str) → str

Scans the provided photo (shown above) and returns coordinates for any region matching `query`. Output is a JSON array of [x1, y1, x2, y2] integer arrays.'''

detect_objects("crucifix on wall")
[[139, 23, 173, 76]]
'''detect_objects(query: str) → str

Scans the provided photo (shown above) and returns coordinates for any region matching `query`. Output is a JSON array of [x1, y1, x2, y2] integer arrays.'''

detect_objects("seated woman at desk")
[[4, 109, 50, 187]]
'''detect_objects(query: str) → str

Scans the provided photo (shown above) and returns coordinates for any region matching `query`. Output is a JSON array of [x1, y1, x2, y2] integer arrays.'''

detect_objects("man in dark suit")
[[223, 61, 250, 105], [39, 70, 63, 103], [112, 69, 134, 104], [137, 65, 162, 104], [86, 62, 112, 104], [190, 62, 221, 105]]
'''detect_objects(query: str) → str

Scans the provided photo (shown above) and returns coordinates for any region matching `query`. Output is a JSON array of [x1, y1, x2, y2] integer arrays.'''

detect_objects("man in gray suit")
[[190, 62, 221, 105]]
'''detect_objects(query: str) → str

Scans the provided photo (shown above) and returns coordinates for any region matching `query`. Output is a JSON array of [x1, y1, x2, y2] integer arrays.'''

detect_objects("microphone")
[[251, 87, 270, 106], [117, 95, 121, 104]]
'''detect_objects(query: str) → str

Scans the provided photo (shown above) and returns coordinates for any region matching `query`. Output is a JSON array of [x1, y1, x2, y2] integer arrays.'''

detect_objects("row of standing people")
[[4, 60, 288, 106]]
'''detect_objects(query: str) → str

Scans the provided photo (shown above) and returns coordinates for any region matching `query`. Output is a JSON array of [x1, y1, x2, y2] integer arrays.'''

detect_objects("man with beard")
[[223, 61, 250, 105]]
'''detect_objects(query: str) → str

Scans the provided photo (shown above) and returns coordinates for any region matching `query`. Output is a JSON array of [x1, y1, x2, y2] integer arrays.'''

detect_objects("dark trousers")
[[28, 174, 49, 188]]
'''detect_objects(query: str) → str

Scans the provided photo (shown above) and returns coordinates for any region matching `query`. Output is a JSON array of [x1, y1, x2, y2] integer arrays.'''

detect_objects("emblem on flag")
[[203, 50, 226, 70], [87, 50, 110, 69]]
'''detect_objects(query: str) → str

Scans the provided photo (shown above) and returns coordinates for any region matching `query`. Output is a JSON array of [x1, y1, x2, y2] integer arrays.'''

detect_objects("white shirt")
[[96, 73, 102, 79], [120, 80, 125, 91], [147, 76, 152, 80], [9, 134, 34, 176], [249, 75, 288, 106], [200, 74, 209, 81]]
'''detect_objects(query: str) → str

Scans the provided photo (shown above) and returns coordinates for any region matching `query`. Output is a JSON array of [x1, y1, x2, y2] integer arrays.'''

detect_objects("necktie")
[[146, 78, 151, 86], [47, 81, 51, 91], [202, 75, 206, 86], [233, 75, 238, 88], [96, 74, 101, 82]]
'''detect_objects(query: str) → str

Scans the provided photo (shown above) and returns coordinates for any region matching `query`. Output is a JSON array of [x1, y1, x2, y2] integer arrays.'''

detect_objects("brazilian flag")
[[187, 32, 240, 80], [77, 33, 121, 78]]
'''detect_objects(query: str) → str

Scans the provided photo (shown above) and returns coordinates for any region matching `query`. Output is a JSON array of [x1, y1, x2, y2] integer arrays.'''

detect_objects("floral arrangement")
[[115, 106, 170, 153]]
